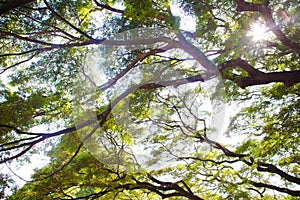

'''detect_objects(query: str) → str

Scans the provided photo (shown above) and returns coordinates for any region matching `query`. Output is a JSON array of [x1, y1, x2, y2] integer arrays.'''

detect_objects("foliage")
[[0, 0, 299, 199]]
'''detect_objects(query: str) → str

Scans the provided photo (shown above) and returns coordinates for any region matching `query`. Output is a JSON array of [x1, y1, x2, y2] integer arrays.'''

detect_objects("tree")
[[0, 0, 299, 199]]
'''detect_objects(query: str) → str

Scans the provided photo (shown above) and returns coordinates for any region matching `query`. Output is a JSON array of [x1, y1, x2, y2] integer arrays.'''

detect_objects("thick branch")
[[260, 7, 300, 55], [134, 177, 203, 200], [250, 181, 300, 196], [234, 0, 300, 55], [0, 0, 36, 15], [72, 178, 201, 200], [219, 58, 300, 88], [176, 32, 218, 79], [256, 162, 300, 185]]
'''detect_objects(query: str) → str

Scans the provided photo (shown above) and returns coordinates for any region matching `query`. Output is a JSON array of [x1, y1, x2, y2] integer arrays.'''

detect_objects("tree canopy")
[[0, 0, 299, 199]]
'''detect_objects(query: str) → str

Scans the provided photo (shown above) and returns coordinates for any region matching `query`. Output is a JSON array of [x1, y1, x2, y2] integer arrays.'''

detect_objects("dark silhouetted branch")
[[0, 0, 36, 15], [234, 0, 300, 55], [219, 58, 300, 88]]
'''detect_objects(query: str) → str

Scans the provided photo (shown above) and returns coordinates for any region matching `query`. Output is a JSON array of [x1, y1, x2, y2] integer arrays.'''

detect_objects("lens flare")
[[249, 22, 269, 41]]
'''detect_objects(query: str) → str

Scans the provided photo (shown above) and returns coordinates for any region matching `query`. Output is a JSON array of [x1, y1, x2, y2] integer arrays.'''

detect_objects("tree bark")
[[0, 0, 36, 15], [219, 58, 300, 88]]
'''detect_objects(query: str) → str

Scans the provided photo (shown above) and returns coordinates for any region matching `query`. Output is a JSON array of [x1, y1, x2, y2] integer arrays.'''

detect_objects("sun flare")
[[248, 22, 269, 41]]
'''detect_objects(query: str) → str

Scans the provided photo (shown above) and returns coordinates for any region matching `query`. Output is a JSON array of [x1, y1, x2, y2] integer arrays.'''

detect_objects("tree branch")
[[176, 32, 218, 79], [134, 176, 203, 200], [98, 48, 169, 90], [256, 162, 300, 185], [0, 0, 36, 15], [250, 180, 300, 196], [0, 124, 46, 136], [43, 0, 94, 40], [233, 0, 300, 55], [219, 58, 300, 88], [192, 132, 300, 186], [0, 31, 62, 47], [0, 72, 204, 164], [0, 137, 45, 164], [0, 47, 54, 57], [93, 0, 124, 14], [178, 156, 241, 165], [19, 11, 81, 41], [0, 51, 39, 74]]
